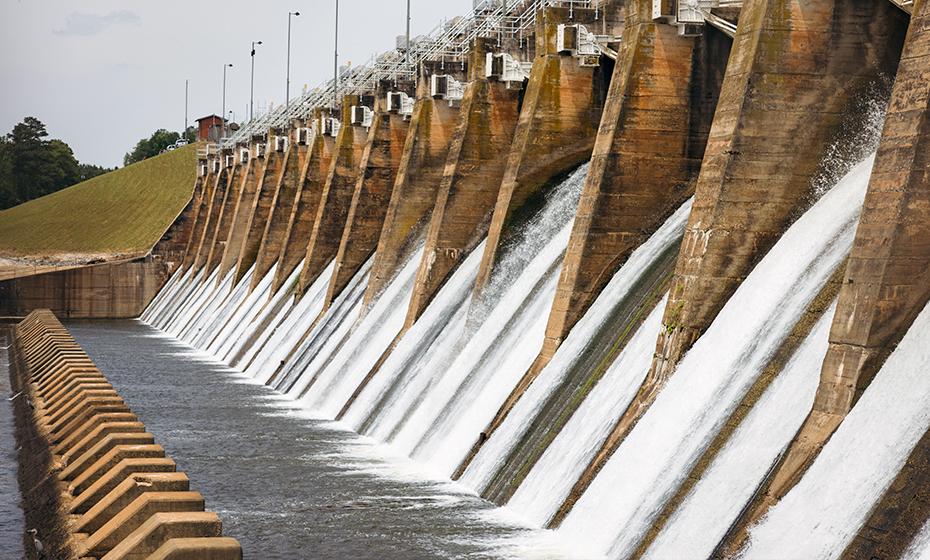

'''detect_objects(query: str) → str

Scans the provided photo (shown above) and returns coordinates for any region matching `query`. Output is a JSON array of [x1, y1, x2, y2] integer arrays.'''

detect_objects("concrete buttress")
[[324, 83, 412, 308], [553, 0, 908, 527], [404, 38, 523, 328], [297, 96, 371, 297], [250, 126, 309, 293], [718, 0, 929, 551], [362, 62, 465, 307], [231, 131, 286, 286], [271, 109, 335, 295]]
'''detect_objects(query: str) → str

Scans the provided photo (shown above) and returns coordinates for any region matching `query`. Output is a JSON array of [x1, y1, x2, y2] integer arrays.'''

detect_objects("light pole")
[[333, 0, 339, 110], [405, 0, 411, 67], [222, 63, 233, 137], [287, 11, 300, 110], [250, 40, 263, 121]]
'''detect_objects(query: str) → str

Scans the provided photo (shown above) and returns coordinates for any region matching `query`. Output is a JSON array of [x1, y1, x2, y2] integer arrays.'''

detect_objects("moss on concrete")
[[0, 145, 196, 260]]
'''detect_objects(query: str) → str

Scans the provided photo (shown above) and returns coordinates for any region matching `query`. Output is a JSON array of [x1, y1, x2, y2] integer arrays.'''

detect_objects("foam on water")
[[644, 301, 835, 558], [742, 297, 930, 559], [460, 198, 692, 494], [558, 154, 874, 558]]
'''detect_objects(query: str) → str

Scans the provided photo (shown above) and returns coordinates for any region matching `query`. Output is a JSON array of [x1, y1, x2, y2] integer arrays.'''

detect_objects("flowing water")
[[0, 330, 25, 559], [131, 139, 929, 559], [66, 321, 579, 560], [556, 154, 875, 558], [460, 198, 692, 500], [742, 297, 930, 559], [643, 301, 835, 559]]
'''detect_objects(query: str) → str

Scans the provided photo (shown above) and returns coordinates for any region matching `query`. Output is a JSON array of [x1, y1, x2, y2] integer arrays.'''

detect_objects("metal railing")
[[219, 0, 599, 148]]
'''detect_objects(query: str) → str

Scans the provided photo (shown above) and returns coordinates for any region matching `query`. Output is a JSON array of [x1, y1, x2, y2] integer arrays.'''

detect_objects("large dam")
[[1, 0, 929, 558]]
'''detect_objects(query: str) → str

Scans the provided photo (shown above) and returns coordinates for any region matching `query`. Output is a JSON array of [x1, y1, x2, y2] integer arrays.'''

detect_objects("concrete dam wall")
[[5, 0, 930, 557]]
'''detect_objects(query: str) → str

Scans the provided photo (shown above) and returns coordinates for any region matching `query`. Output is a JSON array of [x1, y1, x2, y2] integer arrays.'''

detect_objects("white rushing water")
[[505, 295, 666, 527], [342, 245, 480, 435], [460, 198, 692, 495], [154, 267, 204, 330], [273, 257, 373, 394], [178, 268, 236, 343], [165, 267, 220, 336], [393, 225, 567, 477], [246, 259, 331, 383], [296, 248, 423, 415], [644, 301, 835, 559], [557, 154, 875, 558], [742, 298, 930, 559]]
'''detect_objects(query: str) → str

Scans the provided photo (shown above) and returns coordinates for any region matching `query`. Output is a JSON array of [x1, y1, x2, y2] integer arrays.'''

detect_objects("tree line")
[[0, 117, 113, 210], [0, 117, 198, 211]]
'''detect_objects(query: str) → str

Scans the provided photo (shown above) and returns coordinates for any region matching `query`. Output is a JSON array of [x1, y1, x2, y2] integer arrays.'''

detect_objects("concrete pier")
[[325, 82, 412, 307], [298, 96, 371, 296], [552, 0, 910, 527], [405, 39, 523, 327], [202, 162, 242, 276], [363, 62, 465, 306], [250, 125, 309, 293], [271, 109, 336, 295], [717, 0, 928, 550], [231, 131, 286, 286], [217, 140, 266, 283], [472, 6, 612, 301]]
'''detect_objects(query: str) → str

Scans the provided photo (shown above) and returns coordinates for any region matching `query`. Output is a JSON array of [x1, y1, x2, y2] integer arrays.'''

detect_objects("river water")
[[0, 328, 26, 559], [67, 320, 577, 560]]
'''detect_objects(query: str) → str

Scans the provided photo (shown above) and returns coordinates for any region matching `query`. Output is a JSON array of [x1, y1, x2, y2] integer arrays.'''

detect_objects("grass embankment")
[[0, 144, 196, 260]]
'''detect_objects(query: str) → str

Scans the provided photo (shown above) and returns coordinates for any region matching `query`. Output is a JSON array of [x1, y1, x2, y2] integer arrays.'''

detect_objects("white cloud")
[[53, 10, 141, 37]]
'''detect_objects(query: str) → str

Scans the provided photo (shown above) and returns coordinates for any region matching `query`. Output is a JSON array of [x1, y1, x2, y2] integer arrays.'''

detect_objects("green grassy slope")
[[0, 144, 197, 258]]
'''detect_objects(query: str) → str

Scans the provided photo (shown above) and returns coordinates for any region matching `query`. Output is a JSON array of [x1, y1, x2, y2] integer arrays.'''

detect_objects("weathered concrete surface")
[[363, 62, 465, 306], [231, 132, 286, 286], [200, 164, 239, 275], [456, 0, 720, 480], [147, 537, 243, 560], [651, 0, 908, 394], [472, 7, 612, 301], [218, 142, 265, 283], [298, 96, 370, 296], [80, 491, 206, 558], [179, 159, 222, 273], [325, 82, 412, 307], [543, 2, 727, 360], [272, 110, 336, 295], [100, 511, 223, 560], [190, 168, 227, 273], [0, 258, 167, 319], [152, 173, 205, 274], [552, 0, 909, 528], [76, 472, 191, 535], [718, 1, 928, 551], [251, 127, 308, 293], [405, 40, 523, 327]]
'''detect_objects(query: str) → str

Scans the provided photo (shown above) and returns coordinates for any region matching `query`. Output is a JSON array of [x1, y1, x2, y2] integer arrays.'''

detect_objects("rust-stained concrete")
[[472, 6, 613, 301], [231, 131, 286, 286], [217, 141, 266, 284], [298, 96, 371, 297], [325, 82, 412, 307], [716, 1, 925, 551], [272, 109, 336, 295], [250, 124, 310, 293], [363, 61, 465, 306], [405, 39, 523, 327]]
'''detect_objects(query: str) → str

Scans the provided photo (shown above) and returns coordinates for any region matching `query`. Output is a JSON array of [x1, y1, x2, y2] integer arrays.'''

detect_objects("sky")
[[0, 0, 472, 168]]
